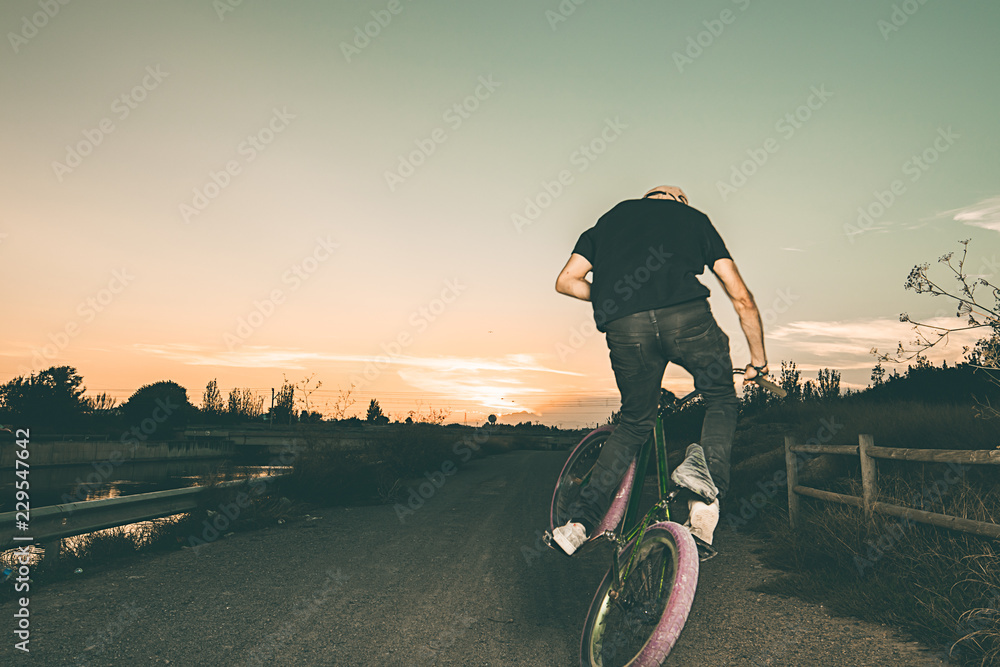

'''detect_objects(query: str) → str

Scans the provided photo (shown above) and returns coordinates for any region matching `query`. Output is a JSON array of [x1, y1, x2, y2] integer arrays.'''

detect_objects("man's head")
[[643, 185, 689, 205]]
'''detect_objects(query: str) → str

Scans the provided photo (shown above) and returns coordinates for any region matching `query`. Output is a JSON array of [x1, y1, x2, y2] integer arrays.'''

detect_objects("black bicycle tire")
[[579, 521, 699, 667], [550, 426, 635, 538]]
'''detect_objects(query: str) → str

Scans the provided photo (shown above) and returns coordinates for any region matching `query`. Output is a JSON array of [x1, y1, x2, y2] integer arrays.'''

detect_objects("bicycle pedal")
[[542, 530, 554, 550], [691, 534, 718, 562]]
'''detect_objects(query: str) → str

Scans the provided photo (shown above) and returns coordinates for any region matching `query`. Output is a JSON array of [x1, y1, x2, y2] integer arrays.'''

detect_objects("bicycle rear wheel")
[[580, 521, 698, 667], [550, 426, 636, 538]]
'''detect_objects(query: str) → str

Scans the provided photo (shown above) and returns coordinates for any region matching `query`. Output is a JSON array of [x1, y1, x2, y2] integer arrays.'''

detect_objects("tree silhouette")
[[202, 379, 224, 416], [85, 392, 117, 411], [227, 387, 264, 422], [876, 239, 998, 364], [801, 380, 817, 401], [817, 368, 841, 400], [0, 366, 89, 430], [269, 381, 296, 425], [121, 381, 196, 434], [366, 399, 387, 424], [870, 362, 886, 388], [873, 239, 999, 419], [779, 361, 802, 401]]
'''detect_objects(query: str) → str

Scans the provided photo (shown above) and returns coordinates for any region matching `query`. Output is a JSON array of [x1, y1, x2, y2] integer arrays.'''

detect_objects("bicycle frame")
[[606, 387, 693, 596], [600, 367, 784, 594]]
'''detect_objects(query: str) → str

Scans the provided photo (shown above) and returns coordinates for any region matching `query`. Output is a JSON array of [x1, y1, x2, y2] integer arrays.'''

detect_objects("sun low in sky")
[[1, 1, 997, 426]]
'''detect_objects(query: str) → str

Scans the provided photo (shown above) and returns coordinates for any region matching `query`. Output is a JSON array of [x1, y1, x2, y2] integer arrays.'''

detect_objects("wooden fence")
[[784, 434, 1000, 539]]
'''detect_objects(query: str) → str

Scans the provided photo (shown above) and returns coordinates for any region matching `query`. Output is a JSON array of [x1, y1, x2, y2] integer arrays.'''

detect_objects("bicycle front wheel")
[[580, 521, 698, 667]]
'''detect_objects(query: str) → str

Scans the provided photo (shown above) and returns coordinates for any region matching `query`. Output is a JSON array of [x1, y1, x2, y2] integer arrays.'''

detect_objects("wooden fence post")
[[784, 435, 800, 530], [859, 434, 877, 517]]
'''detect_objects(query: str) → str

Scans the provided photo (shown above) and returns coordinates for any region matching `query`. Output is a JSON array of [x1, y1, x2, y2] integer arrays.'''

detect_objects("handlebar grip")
[[753, 375, 787, 398]]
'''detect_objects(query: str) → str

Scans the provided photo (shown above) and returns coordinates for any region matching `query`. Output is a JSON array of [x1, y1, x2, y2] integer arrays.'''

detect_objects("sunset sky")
[[1, 1, 997, 427]]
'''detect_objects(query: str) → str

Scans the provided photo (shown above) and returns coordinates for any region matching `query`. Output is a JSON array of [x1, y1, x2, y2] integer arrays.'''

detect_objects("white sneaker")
[[688, 499, 720, 546], [552, 521, 588, 556]]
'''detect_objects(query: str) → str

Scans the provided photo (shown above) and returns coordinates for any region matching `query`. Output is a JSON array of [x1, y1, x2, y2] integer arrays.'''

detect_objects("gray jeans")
[[577, 299, 739, 531]]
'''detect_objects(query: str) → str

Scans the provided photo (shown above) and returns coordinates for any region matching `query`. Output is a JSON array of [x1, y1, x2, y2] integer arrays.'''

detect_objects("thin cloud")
[[845, 220, 895, 241], [133, 343, 580, 373], [769, 317, 983, 369], [944, 196, 1000, 232], [132, 343, 581, 414]]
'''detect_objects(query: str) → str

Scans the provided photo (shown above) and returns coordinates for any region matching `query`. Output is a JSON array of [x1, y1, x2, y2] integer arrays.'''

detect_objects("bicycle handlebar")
[[735, 368, 788, 398], [668, 368, 787, 409]]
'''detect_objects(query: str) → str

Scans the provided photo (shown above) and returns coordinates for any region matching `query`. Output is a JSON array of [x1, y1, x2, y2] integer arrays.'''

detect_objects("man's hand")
[[555, 253, 593, 302], [743, 363, 770, 384]]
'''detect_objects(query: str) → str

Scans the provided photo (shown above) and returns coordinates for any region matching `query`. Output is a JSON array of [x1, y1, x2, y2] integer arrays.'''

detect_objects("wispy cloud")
[[944, 196, 1000, 232], [134, 343, 579, 373], [132, 344, 579, 413], [769, 316, 983, 369], [845, 220, 895, 241]]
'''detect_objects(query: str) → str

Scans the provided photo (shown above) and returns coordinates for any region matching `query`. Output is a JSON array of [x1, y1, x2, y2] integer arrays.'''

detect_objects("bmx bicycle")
[[544, 369, 785, 666]]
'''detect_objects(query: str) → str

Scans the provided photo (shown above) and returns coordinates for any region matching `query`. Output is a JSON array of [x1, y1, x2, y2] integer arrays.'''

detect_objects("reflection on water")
[[0, 459, 291, 512]]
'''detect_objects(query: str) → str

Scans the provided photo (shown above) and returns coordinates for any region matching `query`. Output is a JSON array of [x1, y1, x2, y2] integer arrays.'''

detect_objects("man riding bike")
[[553, 185, 770, 555]]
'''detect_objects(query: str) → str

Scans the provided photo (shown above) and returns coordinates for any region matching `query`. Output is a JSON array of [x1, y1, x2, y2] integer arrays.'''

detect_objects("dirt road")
[[0, 450, 952, 665]]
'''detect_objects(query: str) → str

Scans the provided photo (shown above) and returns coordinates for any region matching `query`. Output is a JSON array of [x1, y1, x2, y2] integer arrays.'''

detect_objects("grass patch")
[[722, 399, 1000, 665], [284, 424, 499, 506]]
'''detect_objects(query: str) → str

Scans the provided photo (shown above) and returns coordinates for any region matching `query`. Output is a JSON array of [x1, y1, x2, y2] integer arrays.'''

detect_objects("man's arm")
[[711, 258, 768, 378], [555, 253, 593, 302]]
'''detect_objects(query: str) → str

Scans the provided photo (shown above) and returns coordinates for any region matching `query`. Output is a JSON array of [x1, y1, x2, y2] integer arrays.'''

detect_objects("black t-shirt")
[[571, 198, 731, 331]]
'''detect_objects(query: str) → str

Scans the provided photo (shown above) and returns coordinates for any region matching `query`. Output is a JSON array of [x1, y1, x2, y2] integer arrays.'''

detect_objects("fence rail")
[[785, 434, 1000, 540], [0, 475, 286, 554]]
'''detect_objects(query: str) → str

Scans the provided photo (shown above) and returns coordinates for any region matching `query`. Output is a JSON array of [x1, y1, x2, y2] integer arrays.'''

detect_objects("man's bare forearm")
[[556, 276, 591, 301], [734, 299, 767, 368]]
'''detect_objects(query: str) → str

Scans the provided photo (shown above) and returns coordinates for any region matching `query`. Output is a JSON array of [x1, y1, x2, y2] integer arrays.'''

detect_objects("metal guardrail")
[[785, 434, 1000, 539], [0, 475, 287, 552]]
